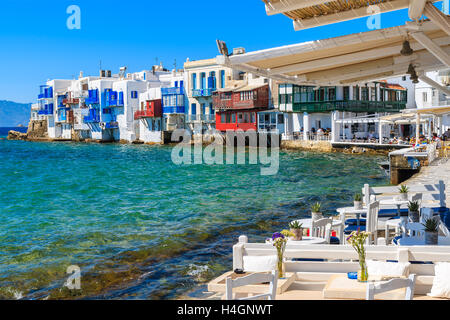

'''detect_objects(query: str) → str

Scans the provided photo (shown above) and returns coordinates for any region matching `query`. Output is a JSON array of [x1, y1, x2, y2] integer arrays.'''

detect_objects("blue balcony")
[[163, 106, 185, 114], [84, 108, 100, 123], [105, 121, 119, 129], [162, 87, 184, 95], [104, 90, 124, 107], [192, 88, 215, 97], [85, 89, 99, 105], [38, 85, 53, 100], [37, 103, 54, 115]]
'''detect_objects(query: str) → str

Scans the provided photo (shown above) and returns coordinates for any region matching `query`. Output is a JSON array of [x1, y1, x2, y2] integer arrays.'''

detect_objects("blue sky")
[[0, 0, 420, 103]]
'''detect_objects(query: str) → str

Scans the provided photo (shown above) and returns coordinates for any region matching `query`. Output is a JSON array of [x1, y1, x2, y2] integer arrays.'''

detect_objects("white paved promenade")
[[405, 158, 450, 207]]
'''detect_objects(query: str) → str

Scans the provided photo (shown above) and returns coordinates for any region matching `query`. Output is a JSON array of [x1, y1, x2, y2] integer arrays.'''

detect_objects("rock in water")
[[7, 130, 27, 141]]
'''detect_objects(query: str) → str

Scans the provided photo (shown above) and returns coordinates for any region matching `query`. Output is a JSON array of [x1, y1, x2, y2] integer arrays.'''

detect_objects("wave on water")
[[0, 140, 389, 299]]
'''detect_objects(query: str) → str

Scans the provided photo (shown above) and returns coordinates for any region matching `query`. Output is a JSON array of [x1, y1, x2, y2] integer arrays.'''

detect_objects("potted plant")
[[311, 202, 322, 222], [289, 221, 303, 241], [408, 201, 420, 223], [398, 185, 409, 201], [354, 193, 363, 210], [422, 218, 439, 245]]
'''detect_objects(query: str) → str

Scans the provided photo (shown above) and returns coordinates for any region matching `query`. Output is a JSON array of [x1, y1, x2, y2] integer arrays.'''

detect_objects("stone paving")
[[404, 157, 450, 207]]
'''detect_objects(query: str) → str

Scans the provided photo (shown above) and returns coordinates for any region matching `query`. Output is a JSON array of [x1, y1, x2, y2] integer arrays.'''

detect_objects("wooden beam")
[[294, 0, 410, 31], [264, 0, 330, 16], [226, 21, 438, 66], [271, 36, 450, 75], [418, 75, 450, 96], [409, 0, 428, 20], [423, 2, 450, 37], [411, 31, 450, 67]]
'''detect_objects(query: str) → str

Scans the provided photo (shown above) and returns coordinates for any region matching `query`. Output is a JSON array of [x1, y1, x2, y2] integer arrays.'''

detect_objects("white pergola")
[[217, 1, 450, 92]]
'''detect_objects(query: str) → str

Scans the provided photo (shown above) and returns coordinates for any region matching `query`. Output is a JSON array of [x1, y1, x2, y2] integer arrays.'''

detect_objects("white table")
[[379, 199, 409, 217], [292, 218, 344, 243], [397, 236, 450, 246], [266, 237, 327, 245], [337, 207, 368, 226]]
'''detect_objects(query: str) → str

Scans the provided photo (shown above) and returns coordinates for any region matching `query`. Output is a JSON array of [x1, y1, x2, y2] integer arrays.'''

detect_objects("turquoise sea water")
[[0, 137, 389, 299]]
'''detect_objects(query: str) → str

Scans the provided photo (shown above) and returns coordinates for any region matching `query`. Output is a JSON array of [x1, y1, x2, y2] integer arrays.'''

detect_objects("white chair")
[[226, 271, 278, 300], [366, 274, 416, 300], [311, 218, 332, 244], [420, 207, 434, 224], [366, 201, 380, 245]]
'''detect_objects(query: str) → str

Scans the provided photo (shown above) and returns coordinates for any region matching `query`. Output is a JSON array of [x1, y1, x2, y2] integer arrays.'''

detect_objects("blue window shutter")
[[208, 77, 214, 89], [175, 81, 178, 88], [191, 103, 196, 115]]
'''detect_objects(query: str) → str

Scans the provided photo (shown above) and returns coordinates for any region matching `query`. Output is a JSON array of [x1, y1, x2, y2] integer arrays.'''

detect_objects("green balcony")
[[290, 100, 407, 113]]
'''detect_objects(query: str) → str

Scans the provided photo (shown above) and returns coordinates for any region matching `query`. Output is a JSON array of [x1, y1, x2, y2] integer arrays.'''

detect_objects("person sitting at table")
[[443, 128, 450, 141]]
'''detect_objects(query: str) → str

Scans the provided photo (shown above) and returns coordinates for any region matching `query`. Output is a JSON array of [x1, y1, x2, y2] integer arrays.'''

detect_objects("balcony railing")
[[37, 103, 54, 115], [85, 89, 99, 105], [134, 109, 160, 120], [104, 91, 124, 107], [84, 109, 100, 123], [62, 98, 80, 105], [192, 88, 215, 97], [186, 114, 215, 123], [38, 86, 53, 100], [162, 87, 184, 95], [288, 100, 407, 113], [163, 106, 185, 114], [104, 121, 119, 129]]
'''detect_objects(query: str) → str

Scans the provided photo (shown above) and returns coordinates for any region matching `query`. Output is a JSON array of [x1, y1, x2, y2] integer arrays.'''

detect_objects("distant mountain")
[[0, 100, 32, 127]]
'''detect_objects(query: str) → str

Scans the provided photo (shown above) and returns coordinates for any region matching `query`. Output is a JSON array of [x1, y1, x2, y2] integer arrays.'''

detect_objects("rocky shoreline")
[[7, 121, 396, 155]]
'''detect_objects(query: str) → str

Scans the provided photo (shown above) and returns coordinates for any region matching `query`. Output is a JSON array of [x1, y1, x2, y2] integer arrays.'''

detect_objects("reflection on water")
[[0, 140, 388, 299]]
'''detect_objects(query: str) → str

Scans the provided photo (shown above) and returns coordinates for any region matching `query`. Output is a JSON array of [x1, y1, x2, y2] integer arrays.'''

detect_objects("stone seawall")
[[281, 140, 333, 152]]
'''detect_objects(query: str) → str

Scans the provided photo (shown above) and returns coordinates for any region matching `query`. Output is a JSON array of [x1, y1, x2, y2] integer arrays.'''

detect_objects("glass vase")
[[276, 243, 286, 279], [357, 254, 368, 282]]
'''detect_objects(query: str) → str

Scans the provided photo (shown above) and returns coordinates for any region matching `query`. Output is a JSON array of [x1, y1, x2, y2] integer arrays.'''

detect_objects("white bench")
[[233, 235, 450, 296]]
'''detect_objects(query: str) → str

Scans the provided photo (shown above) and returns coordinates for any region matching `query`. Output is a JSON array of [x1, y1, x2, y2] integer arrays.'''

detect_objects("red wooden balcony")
[[62, 97, 80, 105], [134, 99, 162, 119], [213, 84, 269, 111]]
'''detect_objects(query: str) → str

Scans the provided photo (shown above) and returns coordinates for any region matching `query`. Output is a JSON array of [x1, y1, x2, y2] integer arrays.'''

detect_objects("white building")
[[415, 70, 450, 134]]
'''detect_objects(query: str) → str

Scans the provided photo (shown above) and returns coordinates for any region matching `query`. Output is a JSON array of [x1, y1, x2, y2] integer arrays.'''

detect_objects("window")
[[423, 92, 428, 102], [238, 113, 244, 123], [131, 91, 138, 99], [244, 113, 249, 123], [278, 114, 284, 124], [250, 113, 255, 123], [226, 113, 231, 123], [221, 113, 226, 123], [209, 103, 214, 115], [220, 70, 225, 89], [191, 103, 197, 115], [240, 91, 252, 101], [200, 73, 206, 89], [343, 87, 350, 100], [192, 73, 197, 90], [231, 113, 236, 123], [353, 86, 360, 100], [270, 113, 276, 124], [259, 114, 264, 123]]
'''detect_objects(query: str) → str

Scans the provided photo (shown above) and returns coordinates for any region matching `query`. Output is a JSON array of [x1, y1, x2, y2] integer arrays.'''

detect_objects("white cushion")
[[367, 260, 410, 278], [429, 262, 450, 298], [243, 255, 277, 272]]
